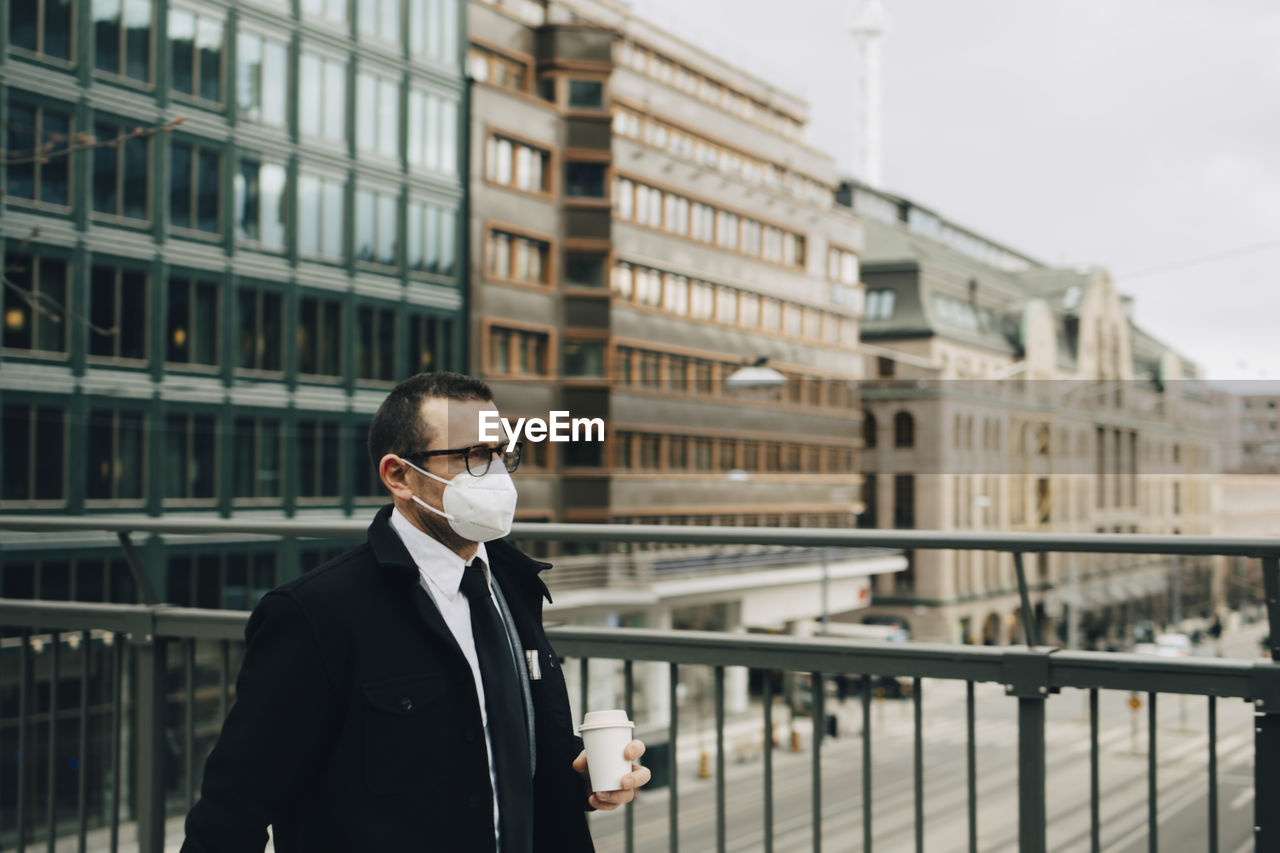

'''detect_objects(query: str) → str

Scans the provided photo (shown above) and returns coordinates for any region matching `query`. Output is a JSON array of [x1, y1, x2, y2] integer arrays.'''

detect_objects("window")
[[739, 293, 760, 328], [564, 253, 606, 288], [468, 45, 527, 91], [564, 341, 604, 376], [662, 275, 688, 314], [783, 303, 802, 336], [565, 162, 607, 198], [234, 416, 282, 498], [229, 160, 286, 250], [10, 0, 74, 62], [3, 253, 68, 356], [691, 203, 714, 242], [410, 0, 458, 63], [167, 551, 275, 609], [357, 69, 400, 159], [407, 200, 457, 277], [91, 120, 149, 220], [634, 268, 661, 306], [894, 474, 915, 529], [690, 282, 714, 319], [715, 211, 739, 249], [169, 8, 223, 103], [167, 276, 218, 366], [237, 285, 283, 373], [486, 135, 548, 193], [301, 0, 346, 25], [358, 0, 399, 43], [487, 230, 549, 285], [408, 89, 457, 174], [615, 178, 634, 220], [828, 247, 859, 285], [170, 140, 221, 234], [93, 0, 151, 82], [357, 305, 397, 382], [297, 294, 343, 377], [487, 326, 550, 376], [865, 289, 896, 321], [409, 313, 453, 372], [352, 419, 381, 498], [2, 404, 65, 503], [355, 187, 399, 267], [86, 408, 146, 501], [297, 419, 341, 498], [862, 411, 877, 449], [89, 264, 147, 360], [236, 31, 287, 127], [894, 411, 915, 448], [715, 287, 737, 325], [639, 435, 660, 469], [297, 173, 345, 260], [6, 102, 71, 206], [163, 413, 216, 500], [299, 51, 347, 143], [567, 79, 604, 109], [667, 436, 687, 470]]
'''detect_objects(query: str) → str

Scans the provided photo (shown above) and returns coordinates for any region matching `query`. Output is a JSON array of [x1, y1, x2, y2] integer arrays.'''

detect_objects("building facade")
[[466, 0, 902, 720], [1, 0, 469, 602], [839, 180, 1222, 646]]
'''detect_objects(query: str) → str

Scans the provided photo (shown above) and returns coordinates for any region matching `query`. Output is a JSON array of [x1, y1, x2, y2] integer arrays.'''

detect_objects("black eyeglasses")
[[404, 443, 522, 477]]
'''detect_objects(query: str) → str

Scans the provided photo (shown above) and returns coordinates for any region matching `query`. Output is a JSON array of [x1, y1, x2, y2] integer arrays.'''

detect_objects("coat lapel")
[[366, 505, 472, 676]]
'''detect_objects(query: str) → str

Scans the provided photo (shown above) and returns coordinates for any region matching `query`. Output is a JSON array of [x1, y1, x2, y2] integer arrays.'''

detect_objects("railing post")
[[1256, 555, 1279, 851], [134, 626, 167, 853], [1004, 646, 1054, 853]]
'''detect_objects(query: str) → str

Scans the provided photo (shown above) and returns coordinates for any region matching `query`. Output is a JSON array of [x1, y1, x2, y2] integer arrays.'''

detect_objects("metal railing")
[[0, 515, 1278, 853]]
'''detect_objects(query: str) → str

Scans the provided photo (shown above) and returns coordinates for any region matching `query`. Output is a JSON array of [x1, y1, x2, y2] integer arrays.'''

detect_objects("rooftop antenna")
[[850, 0, 889, 186]]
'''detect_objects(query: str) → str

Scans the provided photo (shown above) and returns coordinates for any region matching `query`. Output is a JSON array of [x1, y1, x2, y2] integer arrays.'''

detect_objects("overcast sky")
[[626, 0, 1280, 380]]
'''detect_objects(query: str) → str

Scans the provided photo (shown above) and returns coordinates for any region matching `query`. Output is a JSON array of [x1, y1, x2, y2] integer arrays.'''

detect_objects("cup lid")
[[578, 709, 634, 732]]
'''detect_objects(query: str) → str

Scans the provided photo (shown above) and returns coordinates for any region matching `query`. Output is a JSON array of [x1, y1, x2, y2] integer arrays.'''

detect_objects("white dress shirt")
[[389, 508, 503, 848]]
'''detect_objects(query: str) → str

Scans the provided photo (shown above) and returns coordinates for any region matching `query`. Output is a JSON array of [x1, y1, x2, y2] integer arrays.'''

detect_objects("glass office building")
[[1, 0, 469, 603]]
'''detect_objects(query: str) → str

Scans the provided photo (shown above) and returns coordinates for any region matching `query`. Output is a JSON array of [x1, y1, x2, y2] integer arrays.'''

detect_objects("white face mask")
[[400, 456, 518, 542]]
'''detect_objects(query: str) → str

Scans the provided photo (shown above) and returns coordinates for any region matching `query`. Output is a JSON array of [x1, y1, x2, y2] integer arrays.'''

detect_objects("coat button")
[[469, 793, 483, 808], [464, 727, 477, 742], [400, 697, 414, 712]]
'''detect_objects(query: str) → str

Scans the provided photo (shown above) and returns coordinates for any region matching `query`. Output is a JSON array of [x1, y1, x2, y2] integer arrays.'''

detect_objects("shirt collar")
[[389, 507, 490, 602]]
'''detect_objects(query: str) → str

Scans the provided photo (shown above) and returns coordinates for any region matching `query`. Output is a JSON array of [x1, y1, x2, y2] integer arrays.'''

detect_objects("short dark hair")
[[367, 372, 494, 467]]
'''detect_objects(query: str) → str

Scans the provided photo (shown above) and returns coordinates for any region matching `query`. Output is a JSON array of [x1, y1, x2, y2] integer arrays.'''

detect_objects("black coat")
[[182, 505, 596, 853]]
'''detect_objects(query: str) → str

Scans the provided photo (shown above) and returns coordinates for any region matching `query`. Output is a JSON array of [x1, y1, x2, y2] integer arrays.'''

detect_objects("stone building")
[[839, 180, 1221, 646]]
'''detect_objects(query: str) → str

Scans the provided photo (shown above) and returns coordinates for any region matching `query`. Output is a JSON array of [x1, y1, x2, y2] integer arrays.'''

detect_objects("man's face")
[[404, 397, 506, 541]]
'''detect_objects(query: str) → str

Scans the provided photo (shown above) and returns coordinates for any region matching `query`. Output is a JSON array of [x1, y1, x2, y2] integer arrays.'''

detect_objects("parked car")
[[1135, 632, 1192, 657]]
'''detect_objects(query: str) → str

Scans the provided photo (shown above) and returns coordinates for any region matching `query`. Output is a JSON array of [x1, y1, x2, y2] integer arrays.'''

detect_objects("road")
[[588, 625, 1268, 853]]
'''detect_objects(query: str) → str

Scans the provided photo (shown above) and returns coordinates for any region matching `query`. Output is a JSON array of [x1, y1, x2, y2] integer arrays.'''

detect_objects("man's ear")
[[379, 454, 415, 501]]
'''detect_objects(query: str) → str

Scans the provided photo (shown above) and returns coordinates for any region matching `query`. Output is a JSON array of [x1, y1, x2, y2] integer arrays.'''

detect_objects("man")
[[183, 372, 649, 852]]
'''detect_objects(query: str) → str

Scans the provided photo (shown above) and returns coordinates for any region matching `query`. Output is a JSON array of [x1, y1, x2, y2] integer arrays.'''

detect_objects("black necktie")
[[460, 561, 533, 853]]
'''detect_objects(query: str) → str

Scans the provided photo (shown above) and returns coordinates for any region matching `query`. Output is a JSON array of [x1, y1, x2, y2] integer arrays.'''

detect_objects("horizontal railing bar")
[[0, 600, 153, 634], [1047, 650, 1268, 698], [153, 607, 253, 640], [545, 626, 1010, 682], [2, 516, 1279, 557], [1, 604, 1272, 700]]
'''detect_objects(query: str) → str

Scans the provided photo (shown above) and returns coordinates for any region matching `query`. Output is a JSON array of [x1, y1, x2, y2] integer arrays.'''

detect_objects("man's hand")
[[572, 740, 651, 811]]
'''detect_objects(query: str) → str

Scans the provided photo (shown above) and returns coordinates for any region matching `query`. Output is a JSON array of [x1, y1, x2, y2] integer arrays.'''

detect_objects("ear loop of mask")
[[398, 456, 457, 522]]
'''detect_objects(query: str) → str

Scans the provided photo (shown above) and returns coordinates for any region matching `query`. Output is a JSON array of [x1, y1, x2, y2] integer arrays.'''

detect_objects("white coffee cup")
[[577, 709, 635, 792]]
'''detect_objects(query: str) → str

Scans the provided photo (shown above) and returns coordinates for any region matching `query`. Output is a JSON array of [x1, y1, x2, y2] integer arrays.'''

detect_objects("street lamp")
[[724, 356, 787, 392]]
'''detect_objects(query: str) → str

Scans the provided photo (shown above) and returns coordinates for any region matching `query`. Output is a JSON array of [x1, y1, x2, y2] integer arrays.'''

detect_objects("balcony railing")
[[0, 516, 1277, 853]]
